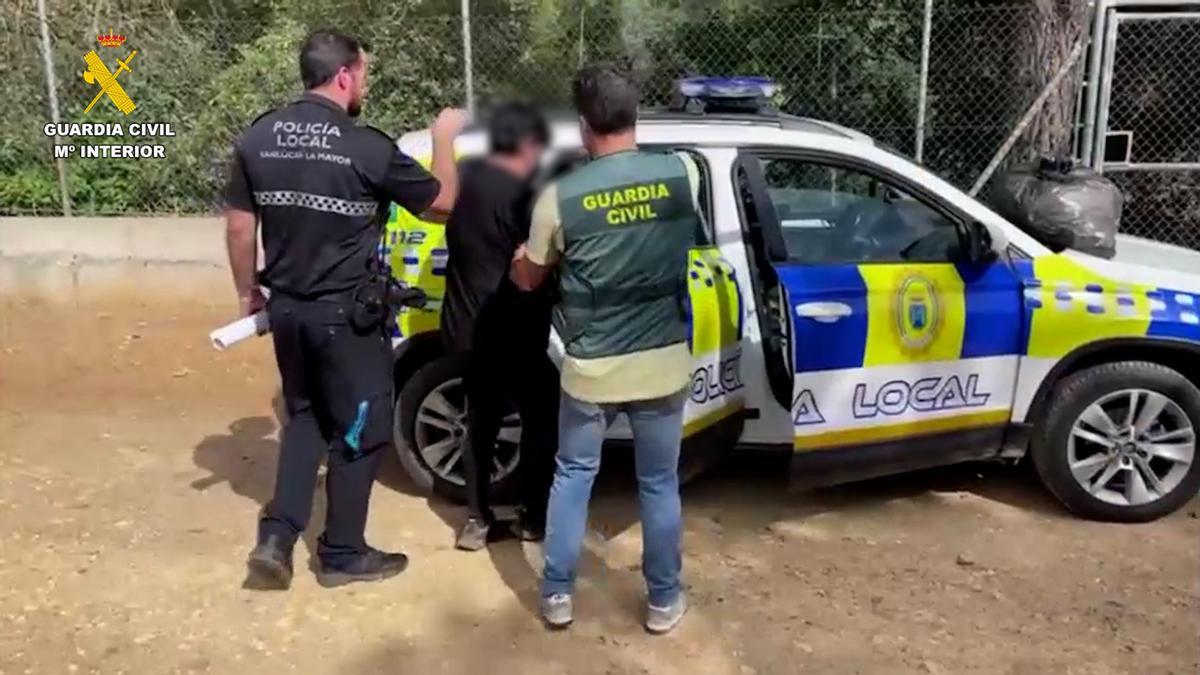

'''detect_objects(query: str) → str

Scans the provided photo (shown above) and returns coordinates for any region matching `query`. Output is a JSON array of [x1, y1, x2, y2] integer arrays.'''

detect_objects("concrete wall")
[[0, 217, 231, 302]]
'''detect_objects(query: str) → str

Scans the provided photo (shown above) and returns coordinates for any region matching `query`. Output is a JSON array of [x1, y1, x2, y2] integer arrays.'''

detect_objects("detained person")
[[440, 103, 558, 551], [511, 65, 706, 634]]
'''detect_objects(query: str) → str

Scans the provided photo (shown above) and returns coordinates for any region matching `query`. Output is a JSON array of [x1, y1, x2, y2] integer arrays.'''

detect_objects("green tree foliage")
[[3, 0, 1150, 219]]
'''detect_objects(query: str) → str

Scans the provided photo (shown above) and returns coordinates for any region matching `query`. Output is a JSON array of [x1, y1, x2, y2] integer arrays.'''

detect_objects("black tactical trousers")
[[462, 347, 559, 526], [259, 293, 393, 564]]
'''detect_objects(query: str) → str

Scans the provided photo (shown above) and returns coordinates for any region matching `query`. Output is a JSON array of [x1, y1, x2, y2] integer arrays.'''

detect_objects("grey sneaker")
[[540, 593, 573, 629], [455, 517, 490, 551], [645, 593, 687, 634]]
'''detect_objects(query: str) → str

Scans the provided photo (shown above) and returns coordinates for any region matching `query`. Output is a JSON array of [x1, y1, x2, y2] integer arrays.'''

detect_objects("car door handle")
[[795, 302, 852, 323]]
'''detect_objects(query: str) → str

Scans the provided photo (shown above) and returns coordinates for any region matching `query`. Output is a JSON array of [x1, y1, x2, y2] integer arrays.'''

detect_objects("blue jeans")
[[541, 389, 686, 607]]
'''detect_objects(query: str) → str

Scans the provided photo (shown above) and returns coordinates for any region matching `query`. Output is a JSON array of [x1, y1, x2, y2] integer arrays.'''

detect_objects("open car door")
[[672, 147, 749, 458], [734, 149, 1024, 485], [733, 154, 796, 414]]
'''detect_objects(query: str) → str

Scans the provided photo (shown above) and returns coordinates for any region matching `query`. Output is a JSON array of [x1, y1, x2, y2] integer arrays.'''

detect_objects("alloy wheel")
[[413, 377, 522, 487], [1067, 388, 1196, 506]]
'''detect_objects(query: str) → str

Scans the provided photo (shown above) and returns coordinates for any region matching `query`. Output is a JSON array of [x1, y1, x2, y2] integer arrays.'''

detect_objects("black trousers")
[[461, 347, 559, 526], [259, 294, 393, 564]]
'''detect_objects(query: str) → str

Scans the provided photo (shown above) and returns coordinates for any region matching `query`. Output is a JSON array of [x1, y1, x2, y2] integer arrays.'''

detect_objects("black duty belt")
[[267, 288, 357, 304]]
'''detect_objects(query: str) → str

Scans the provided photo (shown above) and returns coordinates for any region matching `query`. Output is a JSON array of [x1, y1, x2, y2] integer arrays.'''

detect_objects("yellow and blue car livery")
[[382, 201, 446, 338], [683, 246, 745, 438], [1011, 253, 1200, 419], [780, 253, 1200, 451]]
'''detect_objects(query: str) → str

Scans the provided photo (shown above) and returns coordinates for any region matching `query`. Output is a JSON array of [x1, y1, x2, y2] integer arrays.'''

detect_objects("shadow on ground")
[[191, 414, 333, 587], [592, 449, 1068, 541], [380, 439, 1073, 626], [190, 395, 435, 590], [340, 455, 1168, 675], [374, 452, 555, 618], [188, 375, 1072, 601]]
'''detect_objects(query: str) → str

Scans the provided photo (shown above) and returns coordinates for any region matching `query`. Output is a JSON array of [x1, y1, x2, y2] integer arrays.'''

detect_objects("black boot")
[[246, 535, 294, 590], [510, 507, 545, 543], [316, 547, 409, 588]]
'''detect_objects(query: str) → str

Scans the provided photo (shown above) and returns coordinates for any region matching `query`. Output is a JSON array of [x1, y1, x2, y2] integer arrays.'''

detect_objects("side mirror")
[[960, 220, 998, 265]]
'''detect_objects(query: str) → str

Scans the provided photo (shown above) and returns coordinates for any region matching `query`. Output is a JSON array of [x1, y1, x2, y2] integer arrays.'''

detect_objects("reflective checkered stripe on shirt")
[[253, 190, 378, 216]]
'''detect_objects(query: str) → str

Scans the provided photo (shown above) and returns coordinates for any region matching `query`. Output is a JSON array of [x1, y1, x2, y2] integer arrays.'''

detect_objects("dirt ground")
[[1, 290, 1198, 675]]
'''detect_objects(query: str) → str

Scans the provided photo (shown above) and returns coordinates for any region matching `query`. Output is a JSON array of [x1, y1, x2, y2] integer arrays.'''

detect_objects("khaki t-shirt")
[[526, 152, 703, 403]]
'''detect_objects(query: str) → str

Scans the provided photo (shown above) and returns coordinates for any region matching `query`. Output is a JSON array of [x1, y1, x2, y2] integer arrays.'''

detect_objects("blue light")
[[676, 76, 778, 101]]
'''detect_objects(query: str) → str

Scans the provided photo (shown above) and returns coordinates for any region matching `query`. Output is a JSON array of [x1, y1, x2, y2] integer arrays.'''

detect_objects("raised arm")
[[363, 108, 468, 223], [424, 108, 470, 218]]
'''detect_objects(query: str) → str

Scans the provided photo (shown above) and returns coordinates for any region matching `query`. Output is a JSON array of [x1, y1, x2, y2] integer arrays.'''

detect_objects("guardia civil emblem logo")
[[83, 30, 138, 115], [894, 273, 943, 355]]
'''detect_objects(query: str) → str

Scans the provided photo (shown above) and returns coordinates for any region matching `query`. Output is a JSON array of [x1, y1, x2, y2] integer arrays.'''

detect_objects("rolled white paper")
[[209, 311, 270, 351]]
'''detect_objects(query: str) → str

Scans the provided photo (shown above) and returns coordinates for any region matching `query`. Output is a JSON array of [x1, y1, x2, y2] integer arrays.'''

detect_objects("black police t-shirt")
[[225, 94, 440, 297], [441, 158, 552, 355]]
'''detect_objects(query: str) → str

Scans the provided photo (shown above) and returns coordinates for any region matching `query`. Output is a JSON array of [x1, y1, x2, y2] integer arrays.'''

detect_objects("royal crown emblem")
[[97, 29, 126, 48]]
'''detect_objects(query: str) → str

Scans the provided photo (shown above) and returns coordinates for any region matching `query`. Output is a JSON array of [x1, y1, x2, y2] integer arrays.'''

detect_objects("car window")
[[752, 156, 963, 264]]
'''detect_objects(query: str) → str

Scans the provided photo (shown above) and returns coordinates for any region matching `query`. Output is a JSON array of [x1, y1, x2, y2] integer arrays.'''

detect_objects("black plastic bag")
[[990, 157, 1123, 259]]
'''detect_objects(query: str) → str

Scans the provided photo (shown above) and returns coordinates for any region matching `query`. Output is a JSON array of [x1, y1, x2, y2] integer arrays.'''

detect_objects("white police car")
[[384, 78, 1200, 522]]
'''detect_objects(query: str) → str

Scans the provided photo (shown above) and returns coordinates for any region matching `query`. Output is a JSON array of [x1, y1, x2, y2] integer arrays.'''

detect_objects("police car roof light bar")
[[673, 76, 779, 115]]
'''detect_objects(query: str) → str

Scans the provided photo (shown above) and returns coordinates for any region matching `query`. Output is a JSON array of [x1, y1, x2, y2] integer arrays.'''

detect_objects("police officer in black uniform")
[[224, 30, 467, 589]]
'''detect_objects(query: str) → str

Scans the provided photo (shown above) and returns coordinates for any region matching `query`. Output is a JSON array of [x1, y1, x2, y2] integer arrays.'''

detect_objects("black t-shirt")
[[225, 94, 440, 297], [441, 158, 552, 354]]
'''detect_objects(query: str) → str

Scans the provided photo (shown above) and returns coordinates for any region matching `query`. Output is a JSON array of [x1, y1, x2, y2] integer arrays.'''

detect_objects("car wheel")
[[393, 355, 522, 502], [1032, 361, 1200, 522]]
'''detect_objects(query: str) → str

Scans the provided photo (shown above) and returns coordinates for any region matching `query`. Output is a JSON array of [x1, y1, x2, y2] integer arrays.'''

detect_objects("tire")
[[393, 355, 521, 502], [1031, 361, 1200, 522]]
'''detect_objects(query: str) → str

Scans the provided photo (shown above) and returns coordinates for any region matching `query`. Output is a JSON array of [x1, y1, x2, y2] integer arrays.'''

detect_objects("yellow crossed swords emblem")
[[82, 49, 138, 114]]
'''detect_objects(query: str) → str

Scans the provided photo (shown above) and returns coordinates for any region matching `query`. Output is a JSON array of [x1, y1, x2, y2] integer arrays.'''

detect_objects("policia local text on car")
[[223, 30, 468, 590]]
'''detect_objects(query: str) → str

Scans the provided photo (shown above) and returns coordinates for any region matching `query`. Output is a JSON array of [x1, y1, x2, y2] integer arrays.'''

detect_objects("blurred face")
[[338, 51, 368, 117], [514, 137, 547, 177]]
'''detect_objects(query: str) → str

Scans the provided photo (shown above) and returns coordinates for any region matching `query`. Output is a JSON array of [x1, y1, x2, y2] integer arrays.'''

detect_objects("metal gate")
[[1083, 1, 1200, 249]]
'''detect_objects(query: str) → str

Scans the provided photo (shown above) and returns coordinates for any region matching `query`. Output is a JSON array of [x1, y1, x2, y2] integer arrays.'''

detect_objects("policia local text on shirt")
[[223, 30, 468, 590]]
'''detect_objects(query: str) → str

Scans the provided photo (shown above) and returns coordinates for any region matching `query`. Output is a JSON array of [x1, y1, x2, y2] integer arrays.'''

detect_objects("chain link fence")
[[1099, 13, 1200, 248], [3, 1, 469, 215], [3, 0, 1193, 250]]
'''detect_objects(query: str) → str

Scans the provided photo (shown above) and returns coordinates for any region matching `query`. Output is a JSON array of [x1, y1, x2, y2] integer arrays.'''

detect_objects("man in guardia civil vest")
[[512, 64, 706, 635]]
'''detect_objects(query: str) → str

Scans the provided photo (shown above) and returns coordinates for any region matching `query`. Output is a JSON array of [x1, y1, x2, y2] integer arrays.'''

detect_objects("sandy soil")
[[1, 290, 1197, 675]]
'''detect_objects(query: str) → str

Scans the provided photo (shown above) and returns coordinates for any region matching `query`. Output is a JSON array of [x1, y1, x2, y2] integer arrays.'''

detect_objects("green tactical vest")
[[554, 150, 700, 360]]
